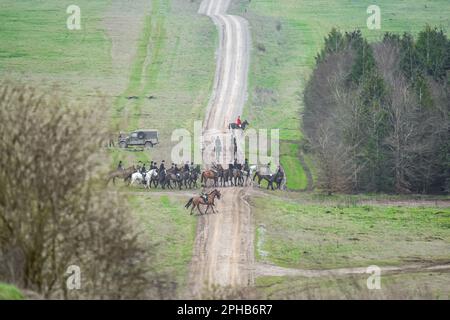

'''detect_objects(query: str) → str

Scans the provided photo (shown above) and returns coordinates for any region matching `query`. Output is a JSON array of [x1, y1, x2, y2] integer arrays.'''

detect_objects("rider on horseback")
[[140, 162, 147, 180], [174, 164, 180, 178], [236, 115, 242, 128], [244, 158, 249, 171], [234, 158, 242, 170], [200, 186, 208, 203]]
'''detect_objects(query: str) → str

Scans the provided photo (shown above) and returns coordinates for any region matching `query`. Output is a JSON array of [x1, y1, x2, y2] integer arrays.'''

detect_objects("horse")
[[188, 166, 201, 189], [184, 189, 222, 215], [201, 169, 219, 187], [212, 164, 229, 187], [165, 170, 183, 190], [242, 164, 256, 186], [253, 170, 283, 190], [147, 169, 159, 188], [106, 166, 136, 185], [130, 169, 158, 188], [231, 168, 244, 186], [179, 168, 192, 189], [228, 120, 249, 130], [158, 169, 169, 189]]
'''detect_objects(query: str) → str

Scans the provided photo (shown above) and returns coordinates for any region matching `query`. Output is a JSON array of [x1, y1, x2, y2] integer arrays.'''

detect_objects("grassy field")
[[0, 0, 115, 94], [256, 271, 450, 299], [250, 192, 450, 269], [112, 0, 217, 166], [129, 192, 197, 296], [230, 0, 450, 189], [0, 0, 216, 294], [0, 283, 24, 300]]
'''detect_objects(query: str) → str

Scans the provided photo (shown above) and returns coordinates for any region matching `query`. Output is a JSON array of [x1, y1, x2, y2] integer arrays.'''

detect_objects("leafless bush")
[[0, 81, 168, 299]]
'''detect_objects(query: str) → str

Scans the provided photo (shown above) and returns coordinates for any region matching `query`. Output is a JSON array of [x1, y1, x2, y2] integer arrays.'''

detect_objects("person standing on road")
[[117, 161, 124, 170], [214, 136, 222, 163]]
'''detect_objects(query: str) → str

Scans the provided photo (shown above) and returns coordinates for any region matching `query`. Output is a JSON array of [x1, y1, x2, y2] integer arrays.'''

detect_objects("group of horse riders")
[[116, 159, 204, 190], [198, 148, 285, 190], [120, 160, 197, 179]]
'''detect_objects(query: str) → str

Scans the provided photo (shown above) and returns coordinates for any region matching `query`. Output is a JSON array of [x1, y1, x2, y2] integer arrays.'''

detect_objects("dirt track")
[[188, 0, 254, 296]]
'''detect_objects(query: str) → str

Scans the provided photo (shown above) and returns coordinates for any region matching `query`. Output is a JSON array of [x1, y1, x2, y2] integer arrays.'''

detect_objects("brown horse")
[[106, 166, 136, 185], [184, 189, 221, 215], [201, 169, 219, 187]]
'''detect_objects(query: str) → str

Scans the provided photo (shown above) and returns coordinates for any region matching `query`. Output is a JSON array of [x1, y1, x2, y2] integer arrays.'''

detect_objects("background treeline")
[[303, 26, 449, 194]]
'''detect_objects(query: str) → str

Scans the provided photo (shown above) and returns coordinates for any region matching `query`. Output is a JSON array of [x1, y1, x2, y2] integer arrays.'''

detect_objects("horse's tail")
[[185, 198, 193, 209], [253, 171, 258, 181]]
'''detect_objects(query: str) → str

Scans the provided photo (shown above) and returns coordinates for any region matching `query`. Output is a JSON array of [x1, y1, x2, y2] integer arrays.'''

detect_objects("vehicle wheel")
[[145, 142, 153, 149], [119, 141, 127, 148]]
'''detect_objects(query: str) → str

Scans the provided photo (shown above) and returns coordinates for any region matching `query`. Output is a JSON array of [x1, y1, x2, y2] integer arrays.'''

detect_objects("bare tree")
[[0, 81, 170, 299]]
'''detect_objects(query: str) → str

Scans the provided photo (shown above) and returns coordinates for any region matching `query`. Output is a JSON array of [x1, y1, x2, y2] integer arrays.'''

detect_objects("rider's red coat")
[[236, 117, 242, 126]]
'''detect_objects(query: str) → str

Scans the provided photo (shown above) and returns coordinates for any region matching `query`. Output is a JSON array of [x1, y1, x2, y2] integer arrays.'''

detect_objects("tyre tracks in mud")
[[187, 0, 254, 297]]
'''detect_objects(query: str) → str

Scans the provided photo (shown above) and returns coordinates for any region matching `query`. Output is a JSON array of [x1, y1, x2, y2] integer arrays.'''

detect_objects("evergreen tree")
[[416, 26, 450, 81]]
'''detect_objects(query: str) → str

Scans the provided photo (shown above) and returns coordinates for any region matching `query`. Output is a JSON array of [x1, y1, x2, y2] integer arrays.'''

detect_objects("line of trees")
[[303, 26, 449, 194]]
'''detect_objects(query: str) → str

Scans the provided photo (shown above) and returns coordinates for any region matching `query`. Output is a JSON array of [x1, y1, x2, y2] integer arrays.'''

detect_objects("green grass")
[[130, 193, 197, 295], [112, 0, 217, 166], [280, 141, 308, 190], [0, 0, 113, 91], [0, 283, 24, 300], [256, 272, 450, 299], [0, 0, 217, 294], [250, 193, 450, 269], [230, 0, 450, 190]]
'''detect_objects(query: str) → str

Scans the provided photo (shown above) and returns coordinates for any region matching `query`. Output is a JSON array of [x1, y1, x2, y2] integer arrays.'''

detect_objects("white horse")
[[242, 165, 257, 186], [130, 169, 158, 188]]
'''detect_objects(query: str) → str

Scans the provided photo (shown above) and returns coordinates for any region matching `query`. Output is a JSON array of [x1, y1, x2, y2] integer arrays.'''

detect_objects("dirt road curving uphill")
[[188, 0, 254, 297], [199, 0, 250, 132]]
